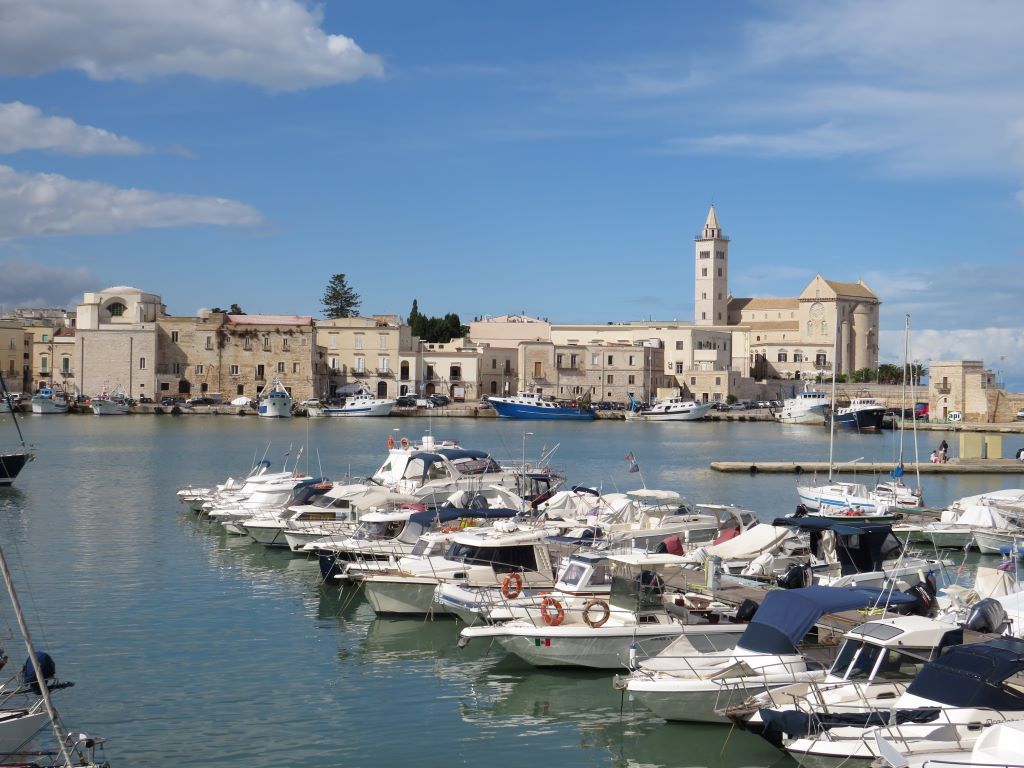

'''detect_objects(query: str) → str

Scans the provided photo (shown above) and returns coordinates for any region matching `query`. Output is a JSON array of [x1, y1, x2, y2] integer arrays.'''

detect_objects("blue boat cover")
[[771, 517, 904, 575], [737, 586, 917, 654], [905, 636, 1024, 710]]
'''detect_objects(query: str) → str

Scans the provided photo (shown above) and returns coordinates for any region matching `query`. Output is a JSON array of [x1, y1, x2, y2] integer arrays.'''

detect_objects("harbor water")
[[1, 415, 1020, 767]]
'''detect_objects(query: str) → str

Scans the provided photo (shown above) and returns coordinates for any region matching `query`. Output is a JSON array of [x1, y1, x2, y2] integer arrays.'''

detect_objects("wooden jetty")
[[711, 459, 1024, 474]]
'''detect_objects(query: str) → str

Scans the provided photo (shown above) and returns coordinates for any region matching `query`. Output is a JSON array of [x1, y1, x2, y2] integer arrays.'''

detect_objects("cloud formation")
[[880, 327, 1024, 388], [0, 257, 97, 309], [0, 102, 147, 156], [0, 165, 263, 239], [0, 0, 384, 91], [668, 1, 1024, 194]]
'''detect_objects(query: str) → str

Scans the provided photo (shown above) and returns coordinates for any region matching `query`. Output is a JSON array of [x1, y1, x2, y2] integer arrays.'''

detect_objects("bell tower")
[[694, 206, 728, 326]]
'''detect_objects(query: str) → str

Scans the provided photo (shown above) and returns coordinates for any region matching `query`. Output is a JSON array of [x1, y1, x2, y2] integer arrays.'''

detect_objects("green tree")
[[210, 303, 245, 315], [321, 274, 361, 319], [407, 300, 468, 343]]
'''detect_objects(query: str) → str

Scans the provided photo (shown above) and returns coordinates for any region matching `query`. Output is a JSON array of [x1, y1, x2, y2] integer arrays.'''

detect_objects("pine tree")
[[321, 274, 361, 319]]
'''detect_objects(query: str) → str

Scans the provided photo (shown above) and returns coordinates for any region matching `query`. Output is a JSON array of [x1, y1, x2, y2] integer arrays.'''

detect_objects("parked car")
[[138, 396, 154, 404], [429, 394, 450, 407], [161, 397, 186, 406], [1017, 408, 1024, 422], [185, 396, 217, 407], [395, 394, 417, 407], [478, 396, 493, 410]]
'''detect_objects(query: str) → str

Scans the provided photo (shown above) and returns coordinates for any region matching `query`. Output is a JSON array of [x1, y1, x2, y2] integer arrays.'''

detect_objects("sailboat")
[[0, 546, 109, 767], [0, 372, 34, 487]]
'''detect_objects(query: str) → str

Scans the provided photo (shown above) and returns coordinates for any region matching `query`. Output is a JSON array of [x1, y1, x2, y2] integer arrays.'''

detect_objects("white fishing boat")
[[90, 386, 132, 415], [257, 379, 292, 418], [774, 384, 830, 425], [322, 391, 395, 417], [30, 387, 69, 414], [460, 552, 747, 668], [625, 396, 713, 422]]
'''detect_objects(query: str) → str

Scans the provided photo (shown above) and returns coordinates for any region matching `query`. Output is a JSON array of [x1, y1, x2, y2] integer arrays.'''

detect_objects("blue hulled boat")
[[489, 392, 595, 421]]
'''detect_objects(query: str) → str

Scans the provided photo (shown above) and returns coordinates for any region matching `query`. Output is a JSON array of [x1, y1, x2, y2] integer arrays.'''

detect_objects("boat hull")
[[626, 405, 713, 422], [258, 402, 292, 418], [0, 451, 33, 486], [321, 402, 394, 417], [31, 398, 68, 414], [0, 710, 49, 756], [775, 409, 826, 425], [490, 400, 595, 420], [364, 576, 448, 616], [972, 530, 1019, 555], [91, 400, 130, 415], [626, 680, 782, 723], [832, 407, 887, 431], [243, 522, 287, 546]]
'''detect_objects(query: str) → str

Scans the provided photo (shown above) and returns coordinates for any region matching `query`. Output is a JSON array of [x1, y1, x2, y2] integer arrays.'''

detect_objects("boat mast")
[[0, 371, 27, 447], [898, 314, 909, 471], [908, 318, 922, 492], [828, 318, 838, 482], [0, 546, 76, 767]]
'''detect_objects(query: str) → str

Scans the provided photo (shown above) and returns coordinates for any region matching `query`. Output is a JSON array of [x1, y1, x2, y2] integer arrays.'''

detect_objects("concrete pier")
[[710, 459, 1024, 474]]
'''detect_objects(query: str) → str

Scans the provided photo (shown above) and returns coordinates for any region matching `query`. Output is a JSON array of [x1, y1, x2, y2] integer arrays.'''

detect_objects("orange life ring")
[[501, 572, 524, 600], [540, 596, 565, 626], [387, 435, 394, 449], [582, 598, 611, 628], [400, 437, 410, 449]]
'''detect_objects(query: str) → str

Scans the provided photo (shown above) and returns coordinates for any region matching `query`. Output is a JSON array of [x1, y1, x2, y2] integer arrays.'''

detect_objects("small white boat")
[[90, 386, 132, 415], [322, 391, 395, 417], [797, 480, 877, 513], [626, 396, 713, 422], [257, 379, 292, 418], [30, 387, 69, 414], [774, 384, 830, 425]]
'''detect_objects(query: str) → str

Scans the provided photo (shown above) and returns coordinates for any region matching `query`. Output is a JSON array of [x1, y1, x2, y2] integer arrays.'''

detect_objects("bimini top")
[[737, 585, 916, 655], [408, 450, 501, 478], [772, 516, 904, 575], [906, 636, 1024, 710]]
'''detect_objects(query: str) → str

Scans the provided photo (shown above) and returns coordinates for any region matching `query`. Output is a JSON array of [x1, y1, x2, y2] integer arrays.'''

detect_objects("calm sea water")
[[0, 414, 1019, 767]]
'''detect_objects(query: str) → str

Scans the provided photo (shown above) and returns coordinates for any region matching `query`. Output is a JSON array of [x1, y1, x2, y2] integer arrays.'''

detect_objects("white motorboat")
[[727, 614, 969, 739], [773, 385, 830, 425], [778, 636, 1024, 768], [460, 552, 747, 669], [206, 473, 316, 529], [30, 387, 69, 414], [89, 386, 132, 415], [625, 396, 713, 422], [235, 479, 335, 545], [619, 585, 923, 724], [322, 391, 395, 417], [874, 720, 1024, 768], [796, 481, 878, 514], [257, 378, 292, 418]]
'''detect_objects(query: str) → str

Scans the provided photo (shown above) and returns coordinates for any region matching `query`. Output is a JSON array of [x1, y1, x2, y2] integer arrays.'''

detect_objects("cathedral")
[[694, 207, 880, 380]]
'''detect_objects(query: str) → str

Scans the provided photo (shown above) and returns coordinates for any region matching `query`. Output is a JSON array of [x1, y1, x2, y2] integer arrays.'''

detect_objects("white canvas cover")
[[705, 524, 796, 559]]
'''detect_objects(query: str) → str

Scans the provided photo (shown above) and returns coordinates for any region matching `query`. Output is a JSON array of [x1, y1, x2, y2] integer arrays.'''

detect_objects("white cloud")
[[0, 257, 97, 309], [0, 165, 263, 239], [0, 102, 147, 156], [880, 327, 1024, 388], [668, 1, 1024, 191], [0, 0, 383, 91]]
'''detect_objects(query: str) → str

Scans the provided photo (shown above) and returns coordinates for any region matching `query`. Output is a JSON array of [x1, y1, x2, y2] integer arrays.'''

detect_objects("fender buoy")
[[399, 437, 410, 449], [540, 596, 565, 627], [794, 465, 804, 475], [387, 435, 394, 449], [501, 572, 524, 600], [749, 465, 758, 474], [582, 598, 611, 628]]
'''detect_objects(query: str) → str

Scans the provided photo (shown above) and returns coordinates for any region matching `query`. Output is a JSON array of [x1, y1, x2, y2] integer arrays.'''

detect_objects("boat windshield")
[[353, 520, 404, 540], [831, 640, 930, 681], [444, 543, 538, 574], [609, 569, 664, 612], [312, 496, 347, 509], [557, 561, 611, 589]]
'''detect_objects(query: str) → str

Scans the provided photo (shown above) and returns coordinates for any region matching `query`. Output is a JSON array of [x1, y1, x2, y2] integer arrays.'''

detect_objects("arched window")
[[107, 302, 126, 317], [821, 321, 828, 336]]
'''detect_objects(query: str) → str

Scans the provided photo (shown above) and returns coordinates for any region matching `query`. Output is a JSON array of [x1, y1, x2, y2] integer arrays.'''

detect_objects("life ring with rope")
[[539, 596, 565, 626], [582, 598, 611, 628], [399, 437, 410, 449], [501, 572, 524, 600]]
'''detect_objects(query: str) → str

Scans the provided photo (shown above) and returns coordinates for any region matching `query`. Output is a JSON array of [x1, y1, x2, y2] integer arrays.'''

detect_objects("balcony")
[[352, 370, 369, 377], [936, 385, 951, 395], [375, 369, 394, 377]]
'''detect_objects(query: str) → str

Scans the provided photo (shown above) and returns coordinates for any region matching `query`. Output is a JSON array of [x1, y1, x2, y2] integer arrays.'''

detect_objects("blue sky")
[[1, 1, 1022, 385]]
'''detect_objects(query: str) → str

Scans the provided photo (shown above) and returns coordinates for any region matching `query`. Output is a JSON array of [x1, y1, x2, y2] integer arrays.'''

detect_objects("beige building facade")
[[0, 322, 31, 393], [928, 360, 997, 424], [318, 315, 414, 399]]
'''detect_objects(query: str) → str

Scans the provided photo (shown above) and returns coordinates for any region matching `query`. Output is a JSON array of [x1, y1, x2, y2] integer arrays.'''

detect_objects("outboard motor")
[[793, 504, 810, 518], [776, 563, 812, 589], [735, 598, 759, 623], [964, 598, 1009, 635], [900, 583, 938, 617]]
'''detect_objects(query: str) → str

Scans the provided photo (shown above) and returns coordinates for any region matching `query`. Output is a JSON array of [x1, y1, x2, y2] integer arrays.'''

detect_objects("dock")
[[710, 459, 1024, 474]]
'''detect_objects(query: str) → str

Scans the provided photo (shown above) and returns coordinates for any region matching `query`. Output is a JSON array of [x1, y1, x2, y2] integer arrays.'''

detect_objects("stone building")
[[317, 315, 414, 399], [928, 360, 999, 423], [75, 286, 163, 401], [155, 313, 321, 402], [419, 338, 484, 401], [0, 322, 31, 393]]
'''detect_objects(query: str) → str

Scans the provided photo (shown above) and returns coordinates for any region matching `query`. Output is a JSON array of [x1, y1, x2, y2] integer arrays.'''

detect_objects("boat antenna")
[[317, 448, 324, 481], [0, 371, 27, 447], [828, 318, 838, 481], [0, 546, 77, 768]]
